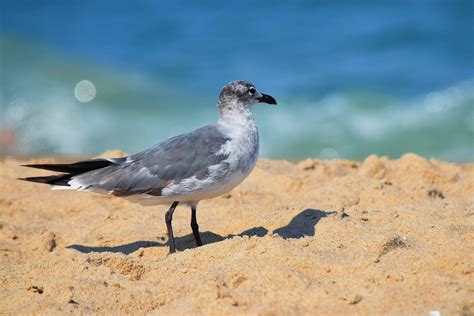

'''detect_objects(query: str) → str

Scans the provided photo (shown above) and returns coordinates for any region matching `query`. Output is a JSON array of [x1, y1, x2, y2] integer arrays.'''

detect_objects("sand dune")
[[0, 153, 473, 315]]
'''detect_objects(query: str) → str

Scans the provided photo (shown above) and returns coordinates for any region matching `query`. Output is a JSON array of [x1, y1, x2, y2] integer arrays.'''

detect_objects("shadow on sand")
[[272, 208, 335, 239], [66, 208, 334, 254]]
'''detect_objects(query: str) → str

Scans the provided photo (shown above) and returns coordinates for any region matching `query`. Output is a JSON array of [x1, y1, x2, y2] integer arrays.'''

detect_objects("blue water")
[[1, 1, 473, 161]]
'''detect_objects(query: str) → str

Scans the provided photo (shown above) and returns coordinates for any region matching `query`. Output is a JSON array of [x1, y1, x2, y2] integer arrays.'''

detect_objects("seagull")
[[20, 80, 277, 253]]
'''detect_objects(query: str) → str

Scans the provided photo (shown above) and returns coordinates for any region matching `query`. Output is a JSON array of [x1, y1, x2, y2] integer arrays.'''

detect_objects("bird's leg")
[[191, 206, 203, 247], [165, 201, 179, 253]]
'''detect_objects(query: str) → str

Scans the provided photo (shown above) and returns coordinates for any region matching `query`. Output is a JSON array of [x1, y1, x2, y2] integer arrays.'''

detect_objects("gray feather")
[[72, 125, 230, 195]]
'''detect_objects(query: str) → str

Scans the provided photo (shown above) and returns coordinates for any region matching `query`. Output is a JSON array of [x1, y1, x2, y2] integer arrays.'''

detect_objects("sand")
[[0, 153, 473, 315]]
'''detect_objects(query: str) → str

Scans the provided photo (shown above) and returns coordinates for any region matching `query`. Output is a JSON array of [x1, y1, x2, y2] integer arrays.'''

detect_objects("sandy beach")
[[0, 153, 473, 315]]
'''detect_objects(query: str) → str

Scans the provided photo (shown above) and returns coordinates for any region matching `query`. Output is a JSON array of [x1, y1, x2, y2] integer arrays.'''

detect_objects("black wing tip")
[[17, 176, 46, 184], [19, 159, 115, 174], [17, 174, 72, 186], [18, 176, 50, 183], [21, 164, 44, 168], [21, 163, 59, 169]]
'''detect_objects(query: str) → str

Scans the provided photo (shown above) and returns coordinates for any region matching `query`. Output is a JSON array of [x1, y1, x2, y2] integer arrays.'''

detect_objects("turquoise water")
[[1, 1, 473, 161]]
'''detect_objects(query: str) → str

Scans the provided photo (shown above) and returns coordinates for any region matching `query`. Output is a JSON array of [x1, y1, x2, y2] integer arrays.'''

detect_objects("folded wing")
[[22, 125, 231, 198]]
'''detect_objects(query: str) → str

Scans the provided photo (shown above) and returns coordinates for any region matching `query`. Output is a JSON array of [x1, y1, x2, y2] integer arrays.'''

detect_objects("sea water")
[[1, 1, 473, 161]]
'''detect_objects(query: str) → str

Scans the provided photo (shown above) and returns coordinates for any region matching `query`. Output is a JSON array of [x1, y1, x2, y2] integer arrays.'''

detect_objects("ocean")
[[1, 1, 473, 161]]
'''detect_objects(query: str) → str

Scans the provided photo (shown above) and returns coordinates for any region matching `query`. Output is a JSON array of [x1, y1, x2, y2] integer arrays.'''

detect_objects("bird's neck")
[[218, 105, 257, 138]]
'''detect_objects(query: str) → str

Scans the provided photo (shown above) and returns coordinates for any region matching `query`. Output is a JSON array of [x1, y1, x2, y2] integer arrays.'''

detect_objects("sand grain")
[[0, 153, 473, 315]]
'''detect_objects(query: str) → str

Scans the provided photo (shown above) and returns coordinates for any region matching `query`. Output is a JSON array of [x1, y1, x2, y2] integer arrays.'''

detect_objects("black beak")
[[257, 93, 277, 105]]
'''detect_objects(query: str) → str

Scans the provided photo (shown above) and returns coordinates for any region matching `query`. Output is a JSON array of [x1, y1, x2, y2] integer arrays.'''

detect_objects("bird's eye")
[[248, 87, 256, 95]]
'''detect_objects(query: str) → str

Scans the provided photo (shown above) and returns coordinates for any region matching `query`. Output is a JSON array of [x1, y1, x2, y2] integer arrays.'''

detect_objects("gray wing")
[[73, 124, 230, 196]]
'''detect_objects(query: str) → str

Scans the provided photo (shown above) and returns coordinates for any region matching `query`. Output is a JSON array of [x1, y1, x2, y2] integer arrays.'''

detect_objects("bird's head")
[[218, 80, 277, 112]]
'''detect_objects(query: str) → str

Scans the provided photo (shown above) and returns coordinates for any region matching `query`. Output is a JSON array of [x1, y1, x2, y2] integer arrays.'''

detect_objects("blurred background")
[[1, 1, 473, 161]]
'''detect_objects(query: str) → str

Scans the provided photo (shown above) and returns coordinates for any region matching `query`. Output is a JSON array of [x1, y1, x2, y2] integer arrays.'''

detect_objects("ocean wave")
[[1, 37, 473, 161], [257, 80, 474, 161]]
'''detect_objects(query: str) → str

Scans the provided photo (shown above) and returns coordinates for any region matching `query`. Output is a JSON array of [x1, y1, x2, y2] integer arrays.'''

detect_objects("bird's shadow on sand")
[[66, 208, 335, 255]]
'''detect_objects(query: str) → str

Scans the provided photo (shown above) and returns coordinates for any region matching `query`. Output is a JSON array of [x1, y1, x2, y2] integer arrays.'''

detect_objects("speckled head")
[[218, 80, 277, 110]]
